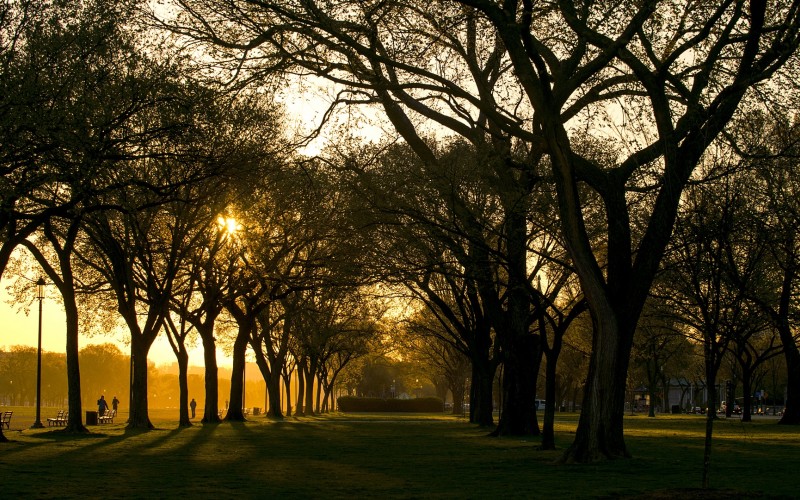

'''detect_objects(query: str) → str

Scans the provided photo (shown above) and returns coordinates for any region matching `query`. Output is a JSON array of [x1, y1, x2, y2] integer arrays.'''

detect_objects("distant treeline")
[[0, 343, 250, 411]]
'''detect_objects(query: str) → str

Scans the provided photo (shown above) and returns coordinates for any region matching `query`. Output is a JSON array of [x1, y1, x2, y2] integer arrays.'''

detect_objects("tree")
[[163, 310, 195, 426], [226, 159, 364, 419], [303, 286, 378, 413], [3, 0, 205, 433], [79, 343, 129, 411], [402, 308, 472, 415], [657, 157, 769, 487], [631, 308, 691, 417], [1, 0, 109, 439], [79, 83, 239, 428], [729, 112, 800, 425], [339, 140, 533, 428], [171, 189, 250, 424], [163, 1, 800, 461]]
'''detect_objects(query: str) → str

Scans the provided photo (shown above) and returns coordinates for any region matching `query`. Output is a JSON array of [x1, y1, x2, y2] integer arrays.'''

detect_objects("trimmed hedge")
[[337, 396, 444, 413]]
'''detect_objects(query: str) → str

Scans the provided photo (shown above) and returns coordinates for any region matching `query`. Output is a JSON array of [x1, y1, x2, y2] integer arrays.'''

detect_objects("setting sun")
[[217, 216, 241, 235]]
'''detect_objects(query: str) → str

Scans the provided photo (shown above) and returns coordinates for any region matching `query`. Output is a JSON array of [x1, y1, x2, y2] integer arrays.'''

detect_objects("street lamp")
[[31, 277, 46, 429]]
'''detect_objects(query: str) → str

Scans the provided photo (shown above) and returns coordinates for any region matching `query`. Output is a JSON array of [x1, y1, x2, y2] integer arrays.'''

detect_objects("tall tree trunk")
[[305, 357, 318, 416], [128, 336, 153, 429], [491, 200, 538, 436], [541, 347, 560, 450], [200, 328, 221, 423], [295, 359, 306, 416], [321, 377, 334, 413], [252, 343, 283, 419], [469, 357, 496, 426], [177, 346, 191, 427], [283, 371, 293, 416], [63, 291, 86, 432], [265, 368, 283, 419], [492, 334, 541, 436], [560, 309, 632, 463], [315, 377, 323, 413], [24, 229, 86, 432], [226, 330, 249, 421]]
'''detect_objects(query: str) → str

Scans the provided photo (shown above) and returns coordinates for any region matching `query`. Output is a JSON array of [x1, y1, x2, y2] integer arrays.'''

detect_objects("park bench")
[[98, 409, 116, 424], [1, 411, 11, 429], [47, 410, 66, 427]]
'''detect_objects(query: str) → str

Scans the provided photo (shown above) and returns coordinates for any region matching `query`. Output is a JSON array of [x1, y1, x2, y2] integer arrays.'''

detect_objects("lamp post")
[[31, 277, 46, 429]]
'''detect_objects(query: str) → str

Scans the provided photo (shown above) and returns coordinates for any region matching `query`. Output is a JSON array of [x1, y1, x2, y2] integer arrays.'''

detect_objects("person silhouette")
[[190, 398, 197, 419], [97, 395, 109, 416], [112, 396, 119, 413]]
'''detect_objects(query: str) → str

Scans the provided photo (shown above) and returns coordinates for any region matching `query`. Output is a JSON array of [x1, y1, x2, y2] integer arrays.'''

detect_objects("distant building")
[[630, 379, 723, 413]]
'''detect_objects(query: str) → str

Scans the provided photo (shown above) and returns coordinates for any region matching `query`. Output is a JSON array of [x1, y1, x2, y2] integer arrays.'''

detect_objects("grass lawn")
[[1, 406, 798, 498]]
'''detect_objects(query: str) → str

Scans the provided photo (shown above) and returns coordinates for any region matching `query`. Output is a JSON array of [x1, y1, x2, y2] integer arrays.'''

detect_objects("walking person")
[[190, 398, 197, 419], [112, 396, 119, 413], [97, 395, 109, 416]]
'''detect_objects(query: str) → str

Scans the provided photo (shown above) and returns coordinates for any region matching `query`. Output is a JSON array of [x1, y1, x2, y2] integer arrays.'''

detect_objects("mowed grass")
[[1, 407, 798, 498]]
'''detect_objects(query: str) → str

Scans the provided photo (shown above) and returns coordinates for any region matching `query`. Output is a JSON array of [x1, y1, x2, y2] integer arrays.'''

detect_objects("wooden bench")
[[98, 409, 116, 424], [47, 410, 67, 427], [1, 411, 11, 429]]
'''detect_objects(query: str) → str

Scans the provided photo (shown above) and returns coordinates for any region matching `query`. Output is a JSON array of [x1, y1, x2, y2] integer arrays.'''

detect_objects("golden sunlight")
[[217, 216, 241, 235]]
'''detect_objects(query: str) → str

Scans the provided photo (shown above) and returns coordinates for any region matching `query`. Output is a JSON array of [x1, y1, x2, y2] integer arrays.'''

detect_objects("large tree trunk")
[[226, 330, 249, 421], [283, 371, 293, 416], [200, 328, 221, 423], [304, 357, 318, 416], [316, 377, 323, 413], [560, 309, 632, 463], [63, 293, 86, 432], [265, 369, 283, 418], [541, 347, 560, 450], [492, 334, 541, 436], [295, 358, 306, 416], [469, 357, 496, 426], [177, 346, 191, 427], [127, 336, 153, 429], [27, 233, 86, 433], [491, 196, 539, 436], [252, 341, 283, 419]]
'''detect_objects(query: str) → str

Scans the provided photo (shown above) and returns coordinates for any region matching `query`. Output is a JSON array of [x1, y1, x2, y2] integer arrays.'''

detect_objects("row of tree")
[[1, 1, 381, 441], [2, 1, 799, 473], [154, 0, 800, 468]]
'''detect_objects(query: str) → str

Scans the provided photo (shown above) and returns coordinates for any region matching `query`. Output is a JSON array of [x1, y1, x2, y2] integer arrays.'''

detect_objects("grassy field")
[[1, 406, 798, 498]]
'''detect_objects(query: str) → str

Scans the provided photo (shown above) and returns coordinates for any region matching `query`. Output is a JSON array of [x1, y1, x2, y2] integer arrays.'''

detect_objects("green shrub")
[[337, 396, 444, 413]]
